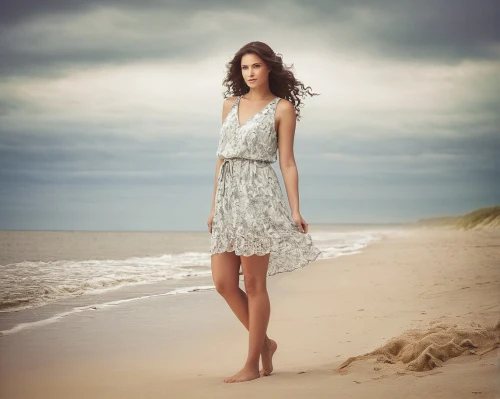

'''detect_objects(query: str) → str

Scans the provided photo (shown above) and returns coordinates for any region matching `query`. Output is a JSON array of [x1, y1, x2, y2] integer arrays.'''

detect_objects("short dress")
[[210, 94, 321, 276]]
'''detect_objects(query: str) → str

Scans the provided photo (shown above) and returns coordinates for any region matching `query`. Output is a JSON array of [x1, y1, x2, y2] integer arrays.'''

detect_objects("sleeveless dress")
[[210, 94, 321, 276]]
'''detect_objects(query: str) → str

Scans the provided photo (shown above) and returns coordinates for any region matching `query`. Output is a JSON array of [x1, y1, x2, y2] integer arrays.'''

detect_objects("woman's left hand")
[[292, 211, 308, 233]]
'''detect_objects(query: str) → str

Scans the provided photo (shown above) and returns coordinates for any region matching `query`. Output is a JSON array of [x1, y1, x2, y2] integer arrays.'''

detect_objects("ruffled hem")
[[210, 232, 321, 276]]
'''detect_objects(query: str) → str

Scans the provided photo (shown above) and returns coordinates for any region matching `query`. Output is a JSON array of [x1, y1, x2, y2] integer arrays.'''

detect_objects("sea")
[[0, 224, 405, 336]]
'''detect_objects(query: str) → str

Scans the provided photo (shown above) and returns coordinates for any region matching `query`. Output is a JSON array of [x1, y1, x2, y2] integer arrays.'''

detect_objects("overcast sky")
[[0, 0, 499, 231]]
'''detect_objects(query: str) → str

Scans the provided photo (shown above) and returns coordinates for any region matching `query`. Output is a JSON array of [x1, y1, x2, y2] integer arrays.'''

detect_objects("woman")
[[207, 41, 321, 383]]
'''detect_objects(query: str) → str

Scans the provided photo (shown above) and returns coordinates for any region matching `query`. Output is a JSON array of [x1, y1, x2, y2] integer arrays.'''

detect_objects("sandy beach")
[[1, 226, 499, 398]]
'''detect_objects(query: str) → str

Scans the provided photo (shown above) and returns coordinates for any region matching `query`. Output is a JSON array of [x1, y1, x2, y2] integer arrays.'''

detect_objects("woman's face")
[[241, 53, 270, 89]]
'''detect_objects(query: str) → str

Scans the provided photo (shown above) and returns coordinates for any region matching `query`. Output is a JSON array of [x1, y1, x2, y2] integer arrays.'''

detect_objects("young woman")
[[207, 41, 321, 383]]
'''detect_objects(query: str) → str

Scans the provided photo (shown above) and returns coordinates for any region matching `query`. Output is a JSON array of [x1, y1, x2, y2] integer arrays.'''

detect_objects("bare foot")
[[260, 338, 278, 376], [223, 366, 260, 383]]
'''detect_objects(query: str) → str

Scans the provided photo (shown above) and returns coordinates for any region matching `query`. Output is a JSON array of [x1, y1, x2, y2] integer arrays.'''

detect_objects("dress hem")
[[210, 245, 321, 276]]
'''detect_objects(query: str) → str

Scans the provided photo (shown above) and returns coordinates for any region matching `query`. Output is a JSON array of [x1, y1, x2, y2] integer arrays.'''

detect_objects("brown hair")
[[222, 41, 319, 121]]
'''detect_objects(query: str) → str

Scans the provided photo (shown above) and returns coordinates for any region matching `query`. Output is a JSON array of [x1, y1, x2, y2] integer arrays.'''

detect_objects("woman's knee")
[[240, 253, 269, 296], [213, 277, 239, 296], [211, 252, 241, 296], [243, 275, 267, 296]]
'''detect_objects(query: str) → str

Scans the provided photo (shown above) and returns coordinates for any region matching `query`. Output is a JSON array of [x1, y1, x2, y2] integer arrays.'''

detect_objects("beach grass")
[[415, 205, 500, 230]]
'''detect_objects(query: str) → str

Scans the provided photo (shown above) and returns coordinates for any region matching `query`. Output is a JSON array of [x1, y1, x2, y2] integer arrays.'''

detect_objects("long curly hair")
[[222, 41, 319, 121]]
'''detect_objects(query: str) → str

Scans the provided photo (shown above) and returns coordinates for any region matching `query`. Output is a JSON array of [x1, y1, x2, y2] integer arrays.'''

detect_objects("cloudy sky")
[[0, 0, 499, 231]]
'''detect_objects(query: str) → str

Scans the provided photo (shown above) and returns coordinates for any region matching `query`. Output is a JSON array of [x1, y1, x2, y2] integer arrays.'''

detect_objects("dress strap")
[[270, 96, 281, 112], [229, 95, 243, 112]]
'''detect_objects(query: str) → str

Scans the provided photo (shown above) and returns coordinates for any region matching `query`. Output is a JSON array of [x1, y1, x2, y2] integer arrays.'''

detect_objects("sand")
[[1, 226, 499, 398]]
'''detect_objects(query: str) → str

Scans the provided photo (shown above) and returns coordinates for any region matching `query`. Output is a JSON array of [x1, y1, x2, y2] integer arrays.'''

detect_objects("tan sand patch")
[[337, 319, 500, 373]]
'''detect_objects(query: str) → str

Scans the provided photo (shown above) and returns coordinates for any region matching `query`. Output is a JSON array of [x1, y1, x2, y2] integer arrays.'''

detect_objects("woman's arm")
[[276, 100, 308, 233], [208, 98, 236, 232], [210, 157, 224, 213], [209, 96, 237, 225], [208, 156, 223, 233], [210, 96, 237, 213]]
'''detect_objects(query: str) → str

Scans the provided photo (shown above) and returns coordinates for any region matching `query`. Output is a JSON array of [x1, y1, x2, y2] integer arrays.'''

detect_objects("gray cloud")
[[300, 1, 500, 62], [0, 130, 214, 183], [1, 128, 498, 229], [0, 6, 217, 77], [0, 0, 234, 25], [2, 128, 498, 183], [1, 0, 499, 78]]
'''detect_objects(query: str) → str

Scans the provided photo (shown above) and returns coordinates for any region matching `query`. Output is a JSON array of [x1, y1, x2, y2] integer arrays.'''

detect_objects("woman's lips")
[[248, 79, 256, 82]]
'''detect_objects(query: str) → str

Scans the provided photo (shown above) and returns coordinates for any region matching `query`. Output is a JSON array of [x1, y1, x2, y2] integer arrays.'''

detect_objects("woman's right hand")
[[207, 210, 215, 233]]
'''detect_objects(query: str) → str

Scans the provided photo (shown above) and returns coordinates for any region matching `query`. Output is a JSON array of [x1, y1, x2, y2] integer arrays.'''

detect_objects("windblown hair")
[[222, 41, 319, 121]]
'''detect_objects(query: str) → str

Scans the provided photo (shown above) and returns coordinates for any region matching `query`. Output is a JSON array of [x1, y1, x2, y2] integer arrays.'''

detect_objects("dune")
[[455, 206, 500, 230], [414, 205, 500, 230]]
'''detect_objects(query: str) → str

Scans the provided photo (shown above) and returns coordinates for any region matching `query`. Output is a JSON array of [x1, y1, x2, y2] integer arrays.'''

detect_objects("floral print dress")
[[210, 94, 321, 276]]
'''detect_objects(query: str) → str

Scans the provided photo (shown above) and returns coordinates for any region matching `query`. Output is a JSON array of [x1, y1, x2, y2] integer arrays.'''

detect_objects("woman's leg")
[[211, 252, 276, 379], [222, 253, 272, 383], [211, 251, 246, 323]]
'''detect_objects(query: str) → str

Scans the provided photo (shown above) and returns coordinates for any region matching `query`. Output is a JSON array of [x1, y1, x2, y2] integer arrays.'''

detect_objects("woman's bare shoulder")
[[276, 97, 294, 109], [221, 95, 239, 123], [275, 97, 295, 120], [223, 95, 239, 108]]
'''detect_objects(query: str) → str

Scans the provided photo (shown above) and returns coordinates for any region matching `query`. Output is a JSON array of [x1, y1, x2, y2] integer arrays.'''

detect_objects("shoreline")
[[0, 225, 391, 334], [1, 226, 498, 398]]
